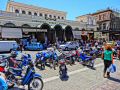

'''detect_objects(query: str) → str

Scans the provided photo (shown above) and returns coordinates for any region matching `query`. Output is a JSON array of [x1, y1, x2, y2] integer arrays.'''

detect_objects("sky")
[[0, 0, 120, 20]]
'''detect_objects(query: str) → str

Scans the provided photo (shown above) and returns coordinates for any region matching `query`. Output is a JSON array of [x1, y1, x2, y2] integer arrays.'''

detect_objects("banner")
[[2, 27, 22, 38], [72, 31, 81, 39]]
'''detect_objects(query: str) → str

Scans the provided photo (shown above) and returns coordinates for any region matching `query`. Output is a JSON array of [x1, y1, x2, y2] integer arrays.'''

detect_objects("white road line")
[[43, 63, 103, 83]]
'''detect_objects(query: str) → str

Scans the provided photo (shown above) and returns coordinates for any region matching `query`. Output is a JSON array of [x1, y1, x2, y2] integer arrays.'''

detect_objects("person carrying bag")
[[107, 55, 116, 73], [102, 45, 113, 78]]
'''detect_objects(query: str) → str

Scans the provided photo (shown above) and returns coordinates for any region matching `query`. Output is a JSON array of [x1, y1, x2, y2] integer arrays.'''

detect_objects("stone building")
[[92, 8, 120, 40], [0, 0, 87, 43], [76, 14, 97, 40]]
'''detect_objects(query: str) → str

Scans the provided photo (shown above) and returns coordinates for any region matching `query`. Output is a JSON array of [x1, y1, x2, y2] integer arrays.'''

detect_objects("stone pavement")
[[2, 51, 120, 90], [43, 60, 120, 90]]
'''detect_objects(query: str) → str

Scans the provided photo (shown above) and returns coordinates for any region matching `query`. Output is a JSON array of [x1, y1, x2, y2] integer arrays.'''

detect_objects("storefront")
[[22, 28, 47, 43], [81, 31, 88, 41], [109, 31, 120, 40]]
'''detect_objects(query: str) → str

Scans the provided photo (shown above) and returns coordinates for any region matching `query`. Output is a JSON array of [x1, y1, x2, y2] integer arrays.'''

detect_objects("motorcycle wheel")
[[28, 77, 44, 90]]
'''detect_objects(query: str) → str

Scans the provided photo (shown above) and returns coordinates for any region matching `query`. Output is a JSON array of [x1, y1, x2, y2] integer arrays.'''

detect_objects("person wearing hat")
[[102, 45, 113, 78]]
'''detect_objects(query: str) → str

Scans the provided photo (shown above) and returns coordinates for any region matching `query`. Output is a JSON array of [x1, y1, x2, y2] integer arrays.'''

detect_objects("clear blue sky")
[[0, 0, 120, 20]]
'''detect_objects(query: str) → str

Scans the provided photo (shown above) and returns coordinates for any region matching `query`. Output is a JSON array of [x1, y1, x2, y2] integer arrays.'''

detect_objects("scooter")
[[59, 60, 68, 80], [6, 61, 44, 90], [0, 55, 9, 72], [35, 53, 46, 70]]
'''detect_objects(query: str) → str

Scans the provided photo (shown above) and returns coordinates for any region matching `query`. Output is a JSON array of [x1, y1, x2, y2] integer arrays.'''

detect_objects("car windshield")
[[64, 42, 71, 45]]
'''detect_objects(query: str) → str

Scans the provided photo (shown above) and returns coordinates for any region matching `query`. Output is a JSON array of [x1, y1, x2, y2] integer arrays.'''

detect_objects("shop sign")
[[88, 31, 93, 33], [32, 20, 67, 27], [23, 29, 36, 32], [36, 29, 47, 32], [94, 32, 102, 39], [72, 31, 81, 39], [45, 17, 56, 21], [2, 28, 22, 38]]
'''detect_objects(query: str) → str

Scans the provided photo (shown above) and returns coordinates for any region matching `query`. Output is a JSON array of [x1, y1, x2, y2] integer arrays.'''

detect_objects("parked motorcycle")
[[6, 61, 44, 90], [59, 60, 68, 80], [0, 55, 9, 72]]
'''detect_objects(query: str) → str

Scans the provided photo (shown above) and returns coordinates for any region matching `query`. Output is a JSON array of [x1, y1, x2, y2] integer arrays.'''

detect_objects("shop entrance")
[[65, 26, 73, 41]]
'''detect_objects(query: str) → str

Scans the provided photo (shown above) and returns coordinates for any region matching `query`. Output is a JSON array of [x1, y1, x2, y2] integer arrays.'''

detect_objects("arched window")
[[62, 17, 64, 19], [58, 16, 60, 19], [49, 15, 52, 18], [45, 14, 47, 17], [15, 9, 19, 13], [34, 12, 37, 16], [28, 11, 32, 15], [22, 10, 26, 14], [39, 13, 42, 16], [54, 16, 56, 19]]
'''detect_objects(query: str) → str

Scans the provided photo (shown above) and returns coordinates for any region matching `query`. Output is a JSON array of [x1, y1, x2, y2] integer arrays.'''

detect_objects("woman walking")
[[102, 45, 113, 78]]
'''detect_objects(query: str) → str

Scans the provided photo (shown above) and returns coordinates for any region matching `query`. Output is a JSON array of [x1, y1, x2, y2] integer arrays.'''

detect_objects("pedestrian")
[[117, 47, 120, 60], [20, 41, 23, 52], [102, 45, 113, 78]]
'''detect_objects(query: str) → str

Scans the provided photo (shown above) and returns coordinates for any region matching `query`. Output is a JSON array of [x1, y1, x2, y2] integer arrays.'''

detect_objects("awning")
[[2, 27, 22, 38], [72, 31, 81, 39], [22, 28, 36, 32]]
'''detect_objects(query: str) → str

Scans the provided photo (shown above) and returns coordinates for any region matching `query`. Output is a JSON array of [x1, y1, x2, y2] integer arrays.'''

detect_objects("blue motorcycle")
[[35, 52, 46, 70], [6, 61, 44, 90]]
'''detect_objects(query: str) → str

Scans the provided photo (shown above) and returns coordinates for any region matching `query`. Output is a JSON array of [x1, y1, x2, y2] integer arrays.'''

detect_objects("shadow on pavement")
[[108, 77, 120, 83], [60, 76, 69, 81]]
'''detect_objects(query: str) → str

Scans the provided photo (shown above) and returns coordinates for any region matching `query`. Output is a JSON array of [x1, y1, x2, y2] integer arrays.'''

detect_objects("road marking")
[[43, 63, 103, 83]]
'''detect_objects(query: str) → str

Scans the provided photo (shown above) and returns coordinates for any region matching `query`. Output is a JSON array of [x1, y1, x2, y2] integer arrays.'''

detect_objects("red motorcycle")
[[0, 55, 9, 72]]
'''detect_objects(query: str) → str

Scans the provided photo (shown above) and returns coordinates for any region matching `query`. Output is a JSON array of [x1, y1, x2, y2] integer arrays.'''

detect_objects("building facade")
[[76, 14, 97, 40], [0, 1, 88, 43], [92, 8, 120, 40]]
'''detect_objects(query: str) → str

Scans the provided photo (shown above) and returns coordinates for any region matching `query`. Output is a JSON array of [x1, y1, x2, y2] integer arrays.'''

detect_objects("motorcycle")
[[35, 52, 46, 70], [59, 60, 68, 80], [0, 55, 9, 72], [6, 61, 44, 90], [79, 52, 95, 68]]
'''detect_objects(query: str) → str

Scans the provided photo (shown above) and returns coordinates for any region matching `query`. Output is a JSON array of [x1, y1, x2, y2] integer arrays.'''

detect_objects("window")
[[99, 15, 101, 20], [49, 15, 52, 18], [62, 17, 64, 19], [34, 12, 37, 16], [28, 11, 32, 15], [45, 14, 47, 17], [39, 13, 42, 16], [58, 16, 60, 19], [22, 10, 26, 14], [15, 9, 19, 13], [103, 23, 106, 30], [54, 16, 56, 19], [103, 14, 105, 20]]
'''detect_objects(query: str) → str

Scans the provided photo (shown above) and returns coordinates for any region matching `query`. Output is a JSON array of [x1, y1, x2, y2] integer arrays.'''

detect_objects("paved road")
[[2, 51, 120, 90], [43, 60, 120, 90]]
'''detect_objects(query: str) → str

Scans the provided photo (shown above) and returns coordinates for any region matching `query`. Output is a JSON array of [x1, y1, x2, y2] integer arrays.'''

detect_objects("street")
[[43, 60, 120, 90], [3, 51, 120, 90]]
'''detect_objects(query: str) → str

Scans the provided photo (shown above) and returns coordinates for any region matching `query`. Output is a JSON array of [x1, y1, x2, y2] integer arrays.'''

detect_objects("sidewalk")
[[43, 60, 120, 90], [92, 70, 120, 90]]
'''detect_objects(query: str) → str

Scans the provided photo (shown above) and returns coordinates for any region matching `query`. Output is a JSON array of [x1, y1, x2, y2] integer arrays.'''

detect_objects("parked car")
[[59, 41, 79, 50], [0, 41, 18, 52], [25, 42, 43, 50]]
